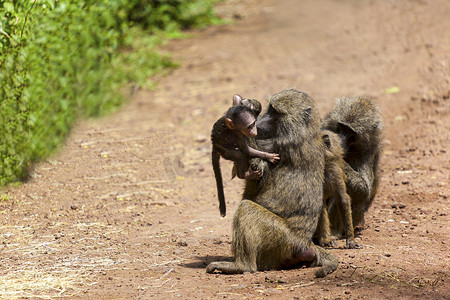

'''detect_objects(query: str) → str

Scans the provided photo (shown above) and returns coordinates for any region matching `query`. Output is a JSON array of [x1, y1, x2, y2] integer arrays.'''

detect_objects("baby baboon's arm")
[[239, 138, 280, 164]]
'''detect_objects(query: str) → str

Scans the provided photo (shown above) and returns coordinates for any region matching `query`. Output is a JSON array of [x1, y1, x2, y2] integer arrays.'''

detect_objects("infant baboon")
[[211, 95, 280, 217], [207, 89, 338, 278], [315, 130, 358, 249], [323, 96, 383, 235]]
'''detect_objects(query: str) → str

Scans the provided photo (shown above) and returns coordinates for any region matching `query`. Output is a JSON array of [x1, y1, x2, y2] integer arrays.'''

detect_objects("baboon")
[[239, 95, 262, 118], [230, 95, 263, 180], [314, 130, 358, 249], [322, 96, 383, 235], [207, 89, 338, 278], [211, 95, 280, 217]]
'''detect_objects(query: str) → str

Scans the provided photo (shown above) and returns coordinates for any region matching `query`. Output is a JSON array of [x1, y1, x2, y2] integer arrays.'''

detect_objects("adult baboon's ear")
[[337, 122, 356, 136], [233, 94, 242, 106], [322, 134, 331, 149], [337, 122, 357, 145], [303, 108, 312, 124]]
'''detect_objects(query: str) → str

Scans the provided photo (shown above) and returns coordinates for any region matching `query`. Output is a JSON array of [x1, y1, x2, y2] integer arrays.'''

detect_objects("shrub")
[[0, 0, 220, 185]]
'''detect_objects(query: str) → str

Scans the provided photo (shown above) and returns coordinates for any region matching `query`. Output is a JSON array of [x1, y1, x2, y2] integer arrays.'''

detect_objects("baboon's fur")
[[323, 96, 383, 235], [207, 89, 338, 278], [211, 98, 264, 217], [315, 130, 357, 249]]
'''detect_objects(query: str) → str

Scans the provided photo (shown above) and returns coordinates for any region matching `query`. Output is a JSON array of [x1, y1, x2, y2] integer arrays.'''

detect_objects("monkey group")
[[209, 89, 383, 277]]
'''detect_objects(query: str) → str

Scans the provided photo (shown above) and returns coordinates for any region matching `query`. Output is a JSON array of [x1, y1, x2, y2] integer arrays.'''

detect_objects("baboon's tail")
[[212, 149, 226, 217], [206, 261, 246, 274], [313, 245, 339, 278]]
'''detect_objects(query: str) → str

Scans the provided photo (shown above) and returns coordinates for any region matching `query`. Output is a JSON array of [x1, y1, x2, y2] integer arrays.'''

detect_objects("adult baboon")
[[207, 89, 338, 278], [323, 96, 383, 234]]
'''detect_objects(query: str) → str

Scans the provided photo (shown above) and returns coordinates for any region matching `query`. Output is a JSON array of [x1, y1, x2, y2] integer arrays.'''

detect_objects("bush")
[[125, 0, 222, 31], [0, 0, 221, 185]]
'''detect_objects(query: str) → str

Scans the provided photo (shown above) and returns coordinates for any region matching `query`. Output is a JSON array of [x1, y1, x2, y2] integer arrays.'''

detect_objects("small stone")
[[177, 240, 188, 247], [195, 135, 207, 143], [392, 203, 406, 209]]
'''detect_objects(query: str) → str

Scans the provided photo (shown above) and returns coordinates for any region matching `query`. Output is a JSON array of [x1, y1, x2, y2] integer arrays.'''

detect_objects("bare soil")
[[1, 0, 449, 299]]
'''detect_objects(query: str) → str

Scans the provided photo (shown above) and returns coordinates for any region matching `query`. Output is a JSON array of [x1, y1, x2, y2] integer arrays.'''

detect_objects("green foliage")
[[0, 0, 220, 185], [124, 0, 222, 31]]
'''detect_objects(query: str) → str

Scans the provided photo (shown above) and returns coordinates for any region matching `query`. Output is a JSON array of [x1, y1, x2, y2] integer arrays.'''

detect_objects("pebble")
[[196, 135, 208, 143]]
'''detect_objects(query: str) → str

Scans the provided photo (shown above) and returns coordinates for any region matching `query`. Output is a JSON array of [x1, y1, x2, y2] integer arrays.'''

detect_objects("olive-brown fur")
[[211, 98, 264, 217], [315, 130, 358, 249], [323, 96, 383, 234], [207, 89, 338, 277]]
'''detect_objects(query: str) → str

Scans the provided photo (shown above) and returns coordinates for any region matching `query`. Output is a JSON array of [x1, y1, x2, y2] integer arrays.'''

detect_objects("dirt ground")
[[1, 0, 449, 299]]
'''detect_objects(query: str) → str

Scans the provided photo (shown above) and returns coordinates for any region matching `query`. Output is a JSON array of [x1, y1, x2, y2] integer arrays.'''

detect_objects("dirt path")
[[1, 0, 449, 299]]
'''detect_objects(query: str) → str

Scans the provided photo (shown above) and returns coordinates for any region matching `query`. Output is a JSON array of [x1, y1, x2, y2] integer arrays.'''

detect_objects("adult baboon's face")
[[256, 104, 281, 139], [257, 89, 320, 140]]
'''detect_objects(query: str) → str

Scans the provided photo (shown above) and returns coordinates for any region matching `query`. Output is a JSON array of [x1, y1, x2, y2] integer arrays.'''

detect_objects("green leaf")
[[44, 0, 56, 10], [3, 2, 15, 13], [385, 86, 400, 94]]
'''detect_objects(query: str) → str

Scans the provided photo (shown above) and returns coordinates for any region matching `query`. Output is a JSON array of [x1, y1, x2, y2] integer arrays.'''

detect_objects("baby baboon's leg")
[[316, 202, 335, 247], [334, 171, 360, 249]]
